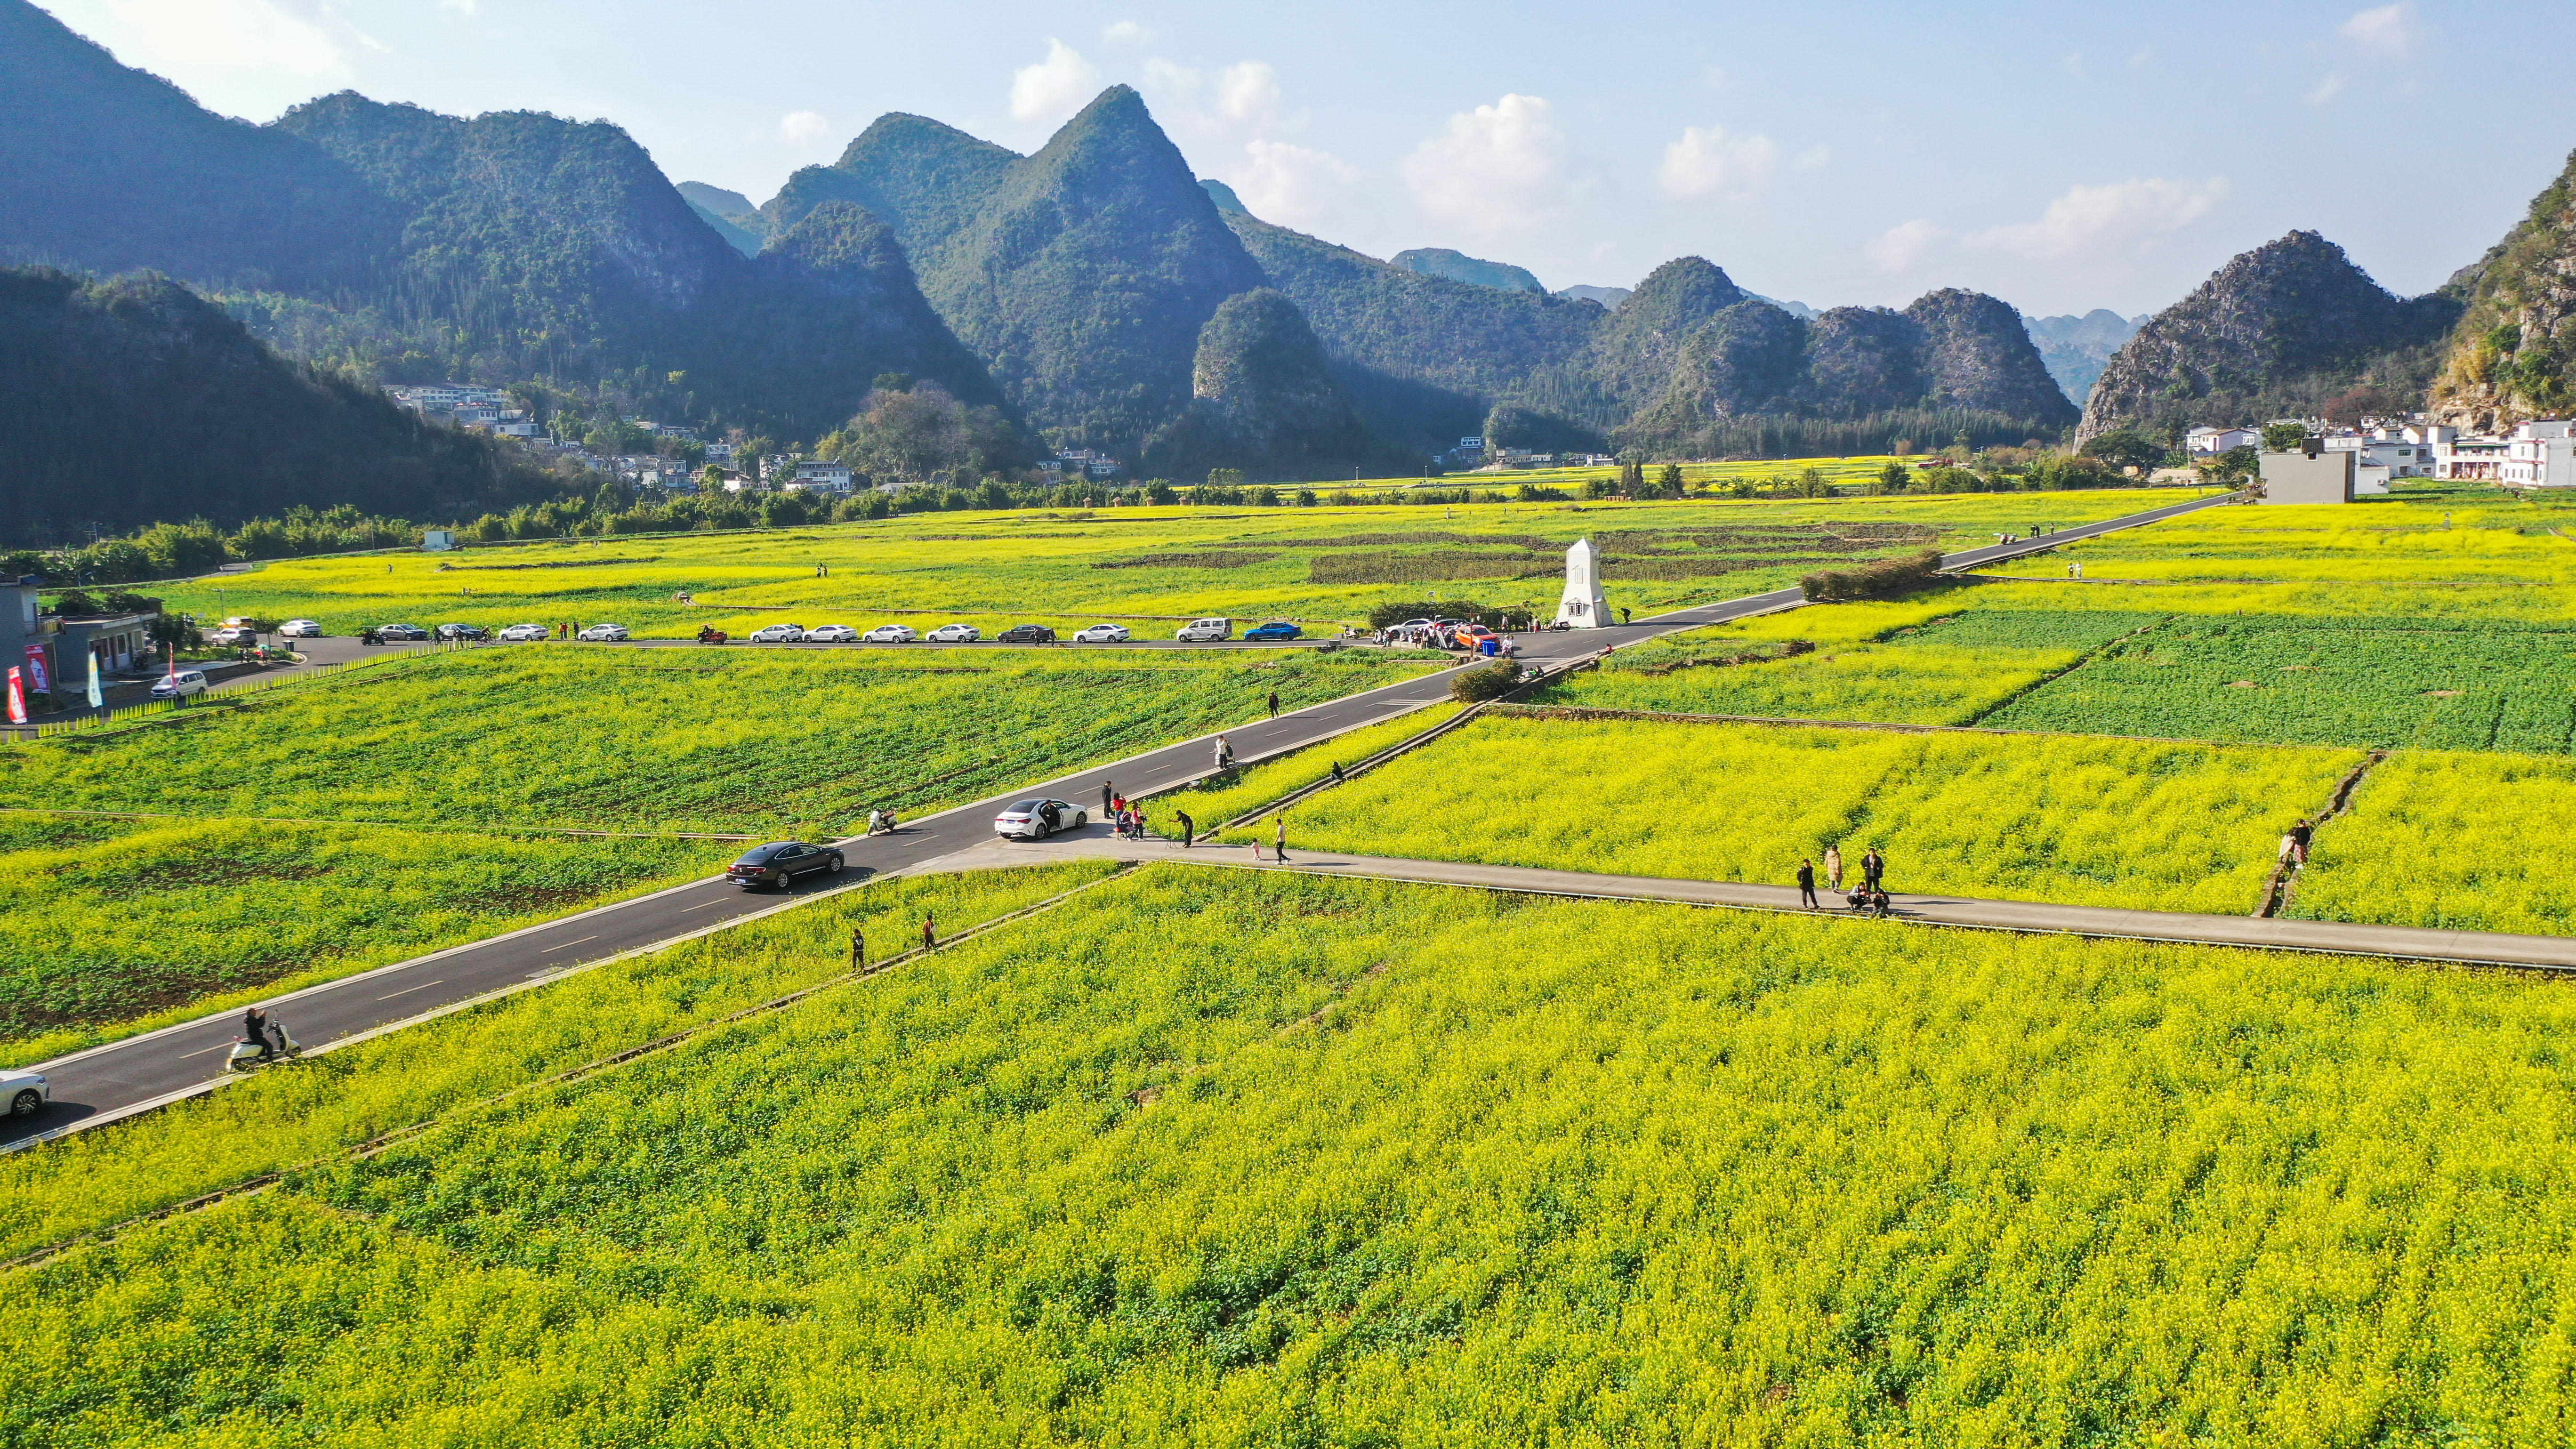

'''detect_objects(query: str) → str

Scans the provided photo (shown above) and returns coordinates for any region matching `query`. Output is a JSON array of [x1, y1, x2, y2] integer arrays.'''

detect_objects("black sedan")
[[434, 623, 491, 641], [997, 624, 1057, 644], [724, 840, 846, 889]]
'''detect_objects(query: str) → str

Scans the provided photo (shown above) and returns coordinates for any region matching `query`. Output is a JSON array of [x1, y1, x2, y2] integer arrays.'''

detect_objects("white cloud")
[[1102, 20, 1154, 43], [2306, 72, 2349, 105], [1868, 219, 1948, 272], [2338, 2, 2421, 58], [1972, 177, 2228, 262], [1657, 124, 1778, 201], [1793, 145, 1832, 171], [1009, 38, 1101, 124], [101, 0, 368, 77], [1213, 62, 1280, 124], [779, 110, 830, 145], [1227, 140, 1360, 227], [1402, 94, 1583, 233]]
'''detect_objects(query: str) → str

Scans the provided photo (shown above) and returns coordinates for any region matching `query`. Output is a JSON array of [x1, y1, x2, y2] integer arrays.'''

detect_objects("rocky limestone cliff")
[[1907, 289, 2080, 426], [2430, 148, 2576, 430], [2077, 231, 2459, 441]]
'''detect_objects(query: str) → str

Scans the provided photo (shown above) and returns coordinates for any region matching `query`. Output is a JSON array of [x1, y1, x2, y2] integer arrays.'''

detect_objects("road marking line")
[[377, 980, 444, 1001], [177, 1041, 234, 1059], [680, 899, 729, 911], [540, 935, 598, 954]]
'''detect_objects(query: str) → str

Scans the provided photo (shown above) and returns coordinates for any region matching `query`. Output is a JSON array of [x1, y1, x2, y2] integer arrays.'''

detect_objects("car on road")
[[1071, 623, 1130, 644], [434, 623, 490, 642], [2, 1066, 47, 1118], [724, 840, 845, 889], [997, 623, 1057, 644], [748, 623, 807, 644], [150, 668, 209, 700], [208, 625, 260, 646], [1243, 620, 1303, 642], [279, 619, 323, 638], [861, 624, 918, 643], [805, 624, 858, 643], [924, 623, 981, 643], [575, 623, 629, 642], [498, 623, 550, 642], [993, 797, 1088, 839], [373, 623, 430, 642], [1175, 617, 1233, 642]]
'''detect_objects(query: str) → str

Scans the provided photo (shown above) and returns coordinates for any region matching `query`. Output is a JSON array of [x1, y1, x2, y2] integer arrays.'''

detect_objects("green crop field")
[[0, 648, 1417, 1056], [1980, 614, 2576, 751], [1547, 587, 2168, 724], [151, 487, 2197, 641], [1280, 713, 2354, 915], [20, 868, 2576, 1443]]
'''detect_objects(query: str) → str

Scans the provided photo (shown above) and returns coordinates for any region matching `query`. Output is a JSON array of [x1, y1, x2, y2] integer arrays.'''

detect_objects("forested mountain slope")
[[2430, 147, 2576, 430], [0, 267, 555, 540]]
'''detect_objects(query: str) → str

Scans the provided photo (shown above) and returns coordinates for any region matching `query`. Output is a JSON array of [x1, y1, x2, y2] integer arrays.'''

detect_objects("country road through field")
[[3, 491, 2229, 1149]]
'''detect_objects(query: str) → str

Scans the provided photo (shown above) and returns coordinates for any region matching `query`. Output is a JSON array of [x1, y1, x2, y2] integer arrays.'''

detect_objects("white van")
[[151, 669, 209, 700], [1175, 617, 1233, 643]]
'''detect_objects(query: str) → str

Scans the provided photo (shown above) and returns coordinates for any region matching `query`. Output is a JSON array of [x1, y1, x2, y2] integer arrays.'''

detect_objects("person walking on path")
[[850, 931, 866, 972], [1267, 690, 1280, 717], [1177, 810, 1195, 849], [1619, 606, 1630, 625], [1274, 817, 1290, 864], [1797, 859, 1819, 910], [2290, 821, 2312, 864], [2278, 832, 2300, 869], [1862, 848, 1884, 890], [1823, 845, 1843, 892], [1101, 781, 1114, 817], [921, 912, 937, 950]]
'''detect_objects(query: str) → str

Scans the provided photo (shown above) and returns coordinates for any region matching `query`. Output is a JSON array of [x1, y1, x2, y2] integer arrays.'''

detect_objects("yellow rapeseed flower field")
[[19, 869, 2576, 1442]]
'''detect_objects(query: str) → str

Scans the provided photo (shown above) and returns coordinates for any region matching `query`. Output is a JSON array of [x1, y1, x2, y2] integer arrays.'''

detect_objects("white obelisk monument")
[[1554, 537, 1610, 628]]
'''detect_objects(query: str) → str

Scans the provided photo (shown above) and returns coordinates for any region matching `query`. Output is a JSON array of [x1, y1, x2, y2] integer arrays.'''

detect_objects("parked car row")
[[329, 617, 1318, 649], [1381, 617, 1511, 654]]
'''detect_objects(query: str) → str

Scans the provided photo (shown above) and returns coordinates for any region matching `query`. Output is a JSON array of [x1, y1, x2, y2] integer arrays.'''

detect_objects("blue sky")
[[45, 0, 2576, 317]]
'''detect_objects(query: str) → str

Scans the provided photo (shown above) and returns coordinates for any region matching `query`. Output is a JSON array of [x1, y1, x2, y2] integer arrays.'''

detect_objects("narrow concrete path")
[[956, 834, 2576, 972]]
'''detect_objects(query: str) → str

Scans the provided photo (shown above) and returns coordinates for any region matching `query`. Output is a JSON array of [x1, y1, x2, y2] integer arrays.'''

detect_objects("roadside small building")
[[421, 530, 457, 551], [2501, 420, 2576, 488], [2259, 447, 2355, 505]]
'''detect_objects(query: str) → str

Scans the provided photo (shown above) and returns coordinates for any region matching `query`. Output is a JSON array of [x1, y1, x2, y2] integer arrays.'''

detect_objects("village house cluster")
[[2190, 418, 2576, 505]]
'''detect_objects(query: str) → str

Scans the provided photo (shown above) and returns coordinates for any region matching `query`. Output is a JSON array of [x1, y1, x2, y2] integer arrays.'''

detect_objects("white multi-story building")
[[2501, 420, 2576, 487], [789, 461, 855, 492], [2186, 426, 2260, 455]]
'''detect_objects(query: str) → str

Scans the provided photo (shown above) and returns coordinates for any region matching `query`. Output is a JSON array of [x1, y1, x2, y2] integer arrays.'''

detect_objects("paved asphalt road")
[[4, 492, 2231, 1149]]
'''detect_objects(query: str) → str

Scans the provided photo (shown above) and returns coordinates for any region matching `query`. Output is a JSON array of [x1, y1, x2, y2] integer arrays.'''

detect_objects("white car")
[[924, 623, 981, 643], [749, 623, 807, 644], [209, 625, 259, 646], [498, 623, 549, 642], [1072, 624, 1131, 644], [1, 1067, 47, 1118], [993, 797, 1089, 840], [575, 624, 629, 642], [805, 624, 858, 643], [150, 668, 209, 700], [1175, 617, 1233, 643], [279, 619, 323, 638], [861, 624, 918, 643]]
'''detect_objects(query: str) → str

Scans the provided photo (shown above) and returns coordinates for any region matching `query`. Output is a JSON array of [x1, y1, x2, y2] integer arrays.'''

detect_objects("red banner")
[[5, 668, 23, 725], [20, 644, 46, 696]]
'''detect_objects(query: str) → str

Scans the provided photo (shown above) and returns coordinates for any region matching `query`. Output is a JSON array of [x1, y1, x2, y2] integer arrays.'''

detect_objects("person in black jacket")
[[1796, 859, 1818, 910], [242, 1006, 274, 1061], [1862, 848, 1885, 890]]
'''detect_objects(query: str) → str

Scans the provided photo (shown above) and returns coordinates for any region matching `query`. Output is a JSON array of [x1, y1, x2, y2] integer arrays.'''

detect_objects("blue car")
[[1243, 620, 1303, 642]]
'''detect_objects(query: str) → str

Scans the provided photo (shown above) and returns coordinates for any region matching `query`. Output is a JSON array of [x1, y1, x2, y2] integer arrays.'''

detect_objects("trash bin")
[[1481, 638, 1499, 657]]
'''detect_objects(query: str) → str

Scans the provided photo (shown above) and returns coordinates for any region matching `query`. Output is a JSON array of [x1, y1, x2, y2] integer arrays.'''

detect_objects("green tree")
[[2078, 429, 2164, 475], [1876, 461, 1912, 495], [2262, 422, 2311, 452], [1656, 463, 1684, 497]]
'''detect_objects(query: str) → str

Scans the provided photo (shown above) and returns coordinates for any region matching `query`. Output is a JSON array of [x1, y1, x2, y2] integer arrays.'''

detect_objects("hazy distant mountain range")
[[5, 0, 2570, 531]]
